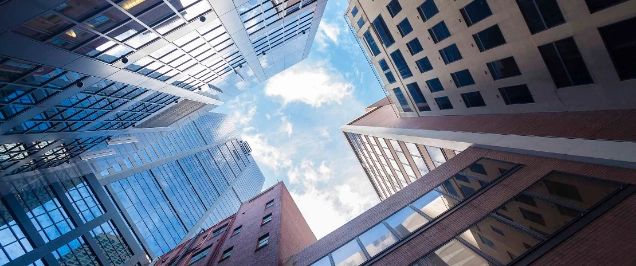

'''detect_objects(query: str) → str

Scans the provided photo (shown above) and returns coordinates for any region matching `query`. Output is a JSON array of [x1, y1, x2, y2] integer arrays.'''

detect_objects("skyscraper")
[[0, 0, 328, 176]]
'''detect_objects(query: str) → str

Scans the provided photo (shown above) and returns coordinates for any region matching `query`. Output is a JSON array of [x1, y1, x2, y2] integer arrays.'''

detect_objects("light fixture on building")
[[120, 0, 146, 10]]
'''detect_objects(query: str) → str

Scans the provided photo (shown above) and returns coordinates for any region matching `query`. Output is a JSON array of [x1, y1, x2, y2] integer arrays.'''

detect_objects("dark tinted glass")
[[379, 59, 396, 84], [461, 0, 493, 27], [428, 21, 451, 43], [397, 18, 413, 37], [499, 84, 534, 105], [585, 0, 629, 13], [416, 57, 433, 73], [363, 30, 381, 56], [439, 44, 462, 64], [435, 96, 453, 110], [451, 69, 475, 87], [538, 37, 593, 88], [406, 82, 431, 112], [426, 78, 444, 93], [461, 91, 486, 108], [516, 0, 565, 34], [393, 88, 412, 112], [390, 49, 413, 79], [598, 17, 636, 80], [357, 17, 365, 28], [387, 0, 403, 17], [473, 25, 506, 52], [418, 0, 439, 22], [372, 15, 395, 47], [487, 57, 521, 80], [351, 6, 358, 16], [407, 38, 424, 55]]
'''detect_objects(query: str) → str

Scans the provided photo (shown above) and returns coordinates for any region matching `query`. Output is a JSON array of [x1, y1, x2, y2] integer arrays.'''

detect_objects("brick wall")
[[288, 147, 636, 265], [278, 185, 317, 265]]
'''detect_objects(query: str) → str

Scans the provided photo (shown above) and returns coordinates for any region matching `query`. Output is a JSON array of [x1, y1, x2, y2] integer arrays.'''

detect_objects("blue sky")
[[214, 0, 386, 239]]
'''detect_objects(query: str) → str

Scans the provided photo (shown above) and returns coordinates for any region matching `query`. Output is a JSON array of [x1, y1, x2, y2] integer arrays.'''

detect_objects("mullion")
[[49, 10, 137, 52], [487, 213, 548, 240]]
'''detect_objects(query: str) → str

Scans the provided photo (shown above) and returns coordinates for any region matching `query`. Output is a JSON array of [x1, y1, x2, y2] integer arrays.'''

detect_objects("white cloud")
[[228, 95, 257, 126], [264, 61, 354, 107], [315, 20, 343, 50], [265, 114, 271, 120], [280, 116, 293, 137], [241, 134, 292, 173]]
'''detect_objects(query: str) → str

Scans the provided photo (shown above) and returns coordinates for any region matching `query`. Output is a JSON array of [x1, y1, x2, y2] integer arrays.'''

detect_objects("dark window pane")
[[460, 185, 477, 197], [428, 21, 451, 43], [473, 25, 506, 52], [387, 0, 402, 17], [543, 179, 583, 201], [499, 84, 534, 105], [418, 0, 439, 22], [363, 30, 381, 56], [357, 17, 365, 28], [351, 6, 359, 16], [515, 194, 537, 207], [556, 205, 582, 217], [538, 37, 593, 88], [407, 38, 424, 55], [461, 0, 493, 27], [426, 78, 444, 93], [435, 96, 453, 110], [406, 82, 431, 111], [451, 69, 475, 87], [379, 59, 396, 84], [487, 57, 521, 80], [516, 0, 566, 34], [372, 15, 395, 47], [461, 91, 486, 108], [585, 0, 629, 13], [598, 17, 636, 80], [519, 208, 546, 226], [491, 226, 505, 236], [479, 235, 497, 249], [393, 88, 412, 112], [397, 18, 413, 37], [469, 163, 487, 175], [390, 50, 413, 79], [439, 44, 463, 64], [416, 57, 433, 73]]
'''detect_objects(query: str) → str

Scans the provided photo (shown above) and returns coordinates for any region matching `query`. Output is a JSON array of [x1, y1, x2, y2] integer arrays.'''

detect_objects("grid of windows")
[[473, 25, 507, 52], [311, 158, 519, 266], [538, 37, 593, 88], [90, 221, 134, 266], [461, 0, 493, 27], [18, 185, 75, 243], [51, 236, 99, 266], [0, 200, 33, 264], [62, 176, 104, 223], [435, 96, 453, 110], [412, 172, 625, 265]]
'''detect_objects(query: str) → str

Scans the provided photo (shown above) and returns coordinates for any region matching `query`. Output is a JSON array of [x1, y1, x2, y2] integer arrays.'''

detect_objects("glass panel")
[[424, 239, 492, 266], [48, 26, 96, 50], [331, 240, 367, 266], [13, 12, 73, 41], [526, 172, 621, 209], [411, 190, 459, 218], [96, 45, 133, 63], [385, 207, 428, 238], [358, 223, 398, 257], [55, 0, 111, 21], [18, 186, 75, 243], [51, 236, 99, 265], [311, 256, 332, 266], [0, 200, 33, 262], [84, 8, 130, 33], [90, 221, 134, 265]]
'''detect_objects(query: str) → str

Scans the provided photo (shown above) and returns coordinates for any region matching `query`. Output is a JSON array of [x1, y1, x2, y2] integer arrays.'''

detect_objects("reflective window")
[[213, 224, 227, 237], [55, 1, 110, 21], [418, 239, 491, 266], [359, 223, 398, 257], [406, 82, 431, 112], [487, 57, 521, 80], [499, 84, 534, 105], [461, 91, 486, 108], [451, 69, 475, 88], [460, 0, 493, 27], [357, 17, 365, 28], [220, 247, 232, 261], [90, 221, 134, 266], [405, 143, 429, 175], [439, 44, 463, 65], [390, 50, 413, 79], [428, 21, 451, 44], [406, 38, 424, 55], [257, 233, 269, 249], [266, 200, 274, 208], [62, 176, 104, 223], [0, 200, 33, 264], [516, 0, 566, 34], [473, 25, 507, 52], [426, 78, 444, 93], [232, 226, 242, 236], [51, 236, 99, 265], [418, 0, 439, 22], [385, 206, 428, 238], [393, 88, 412, 113], [351, 6, 359, 17], [598, 17, 636, 81], [12, 12, 73, 41], [585, 0, 629, 13], [397, 19, 413, 37], [372, 15, 395, 47], [262, 213, 272, 225], [189, 248, 210, 264], [538, 37, 593, 88], [310, 256, 332, 266], [425, 146, 446, 167], [379, 59, 396, 84], [331, 240, 367, 266], [387, 0, 402, 17], [18, 186, 75, 242], [415, 57, 433, 73], [363, 30, 381, 56]]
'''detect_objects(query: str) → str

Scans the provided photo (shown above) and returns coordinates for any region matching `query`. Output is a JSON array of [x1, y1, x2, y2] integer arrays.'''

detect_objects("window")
[[397, 18, 413, 37], [487, 57, 521, 80], [390, 50, 413, 79], [435, 96, 453, 110], [212, 224, 227, 237], [262, 213, 272, 225], [439, 44, 462, 64], [406, 82, 432, 111], [418, 0, 439, 22], [232, 226, 242, 236], [473, 25, 506, 52], [598, 17, 636, 80], [407, 38, 424, 55], [516, 194, 537, 207], [266, 199, 274, 208], [451, 69, 475, 88], [189, 248, 210, 265], [461, 0, 493, 27], [351, 6, 359, 17], [220, 247, 233, 261], [499, 84, 534, 105], [585, 0, 630, 13], [331, 240, 366, 266], [358, 223, 399, 256], [556, 205, 582, 217], [428, 21, 451, 43], [357, 17, 365, 28], [519, 208, 546, 226], [479, 235, 497, 249], [387, 0, 402, 17], [516, 0, 565, 34], [379, 59, 396, 84], [543, 179, 583, 201], [426, 78, 444, 93], [363, 30, 381, 56], [416, 57, 433, 73], [372, 15, 395, 47], [257, 234, 269, 249], [538, 37, 593, 88], [393, 88, 412, 112], [461, 91, 486, 108], [469, 163, 487, 175]]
